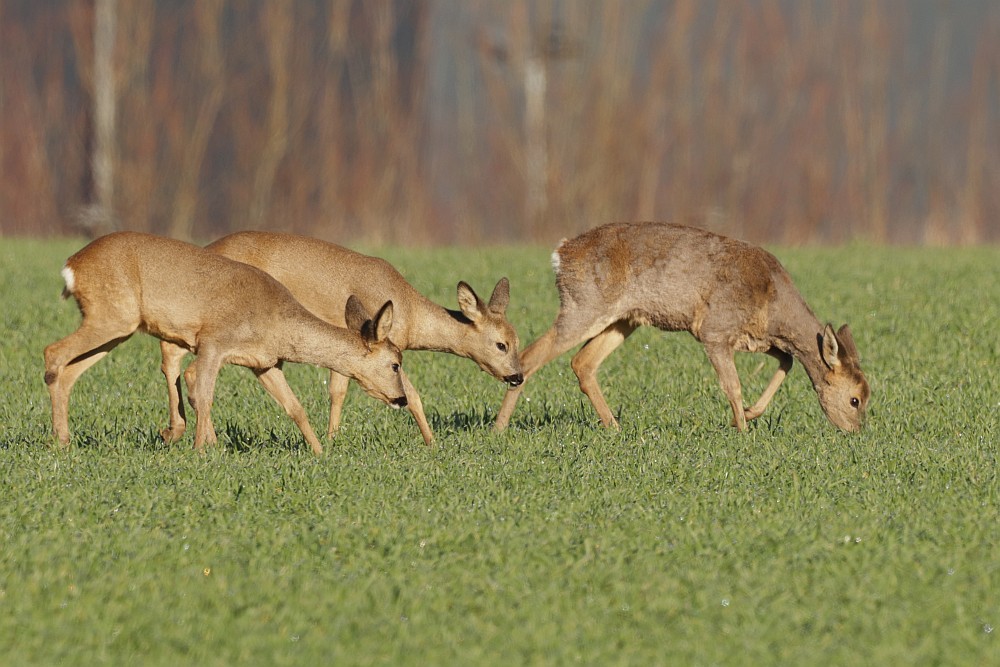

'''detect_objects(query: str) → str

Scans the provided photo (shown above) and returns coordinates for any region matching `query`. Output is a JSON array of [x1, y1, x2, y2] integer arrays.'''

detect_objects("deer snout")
[[505, 373, 524, 387], [391, 396, 408, 409]]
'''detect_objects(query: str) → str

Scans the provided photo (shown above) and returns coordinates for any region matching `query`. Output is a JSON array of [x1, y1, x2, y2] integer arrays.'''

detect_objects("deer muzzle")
[[505, 373, 524, 387]]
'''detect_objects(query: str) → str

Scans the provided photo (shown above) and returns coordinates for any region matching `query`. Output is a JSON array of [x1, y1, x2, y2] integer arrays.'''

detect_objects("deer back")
[[207, 232, 418, 330], [552, 222, 801, 349]]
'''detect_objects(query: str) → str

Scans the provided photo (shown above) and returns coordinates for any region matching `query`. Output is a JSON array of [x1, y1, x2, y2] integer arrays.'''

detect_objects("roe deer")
[[159, 231, 523, 445], [44, 232, 406, 454], [493, 222, 870, 433]]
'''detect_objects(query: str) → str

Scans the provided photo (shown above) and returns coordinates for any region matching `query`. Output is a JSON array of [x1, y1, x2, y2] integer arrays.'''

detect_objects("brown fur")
[[494, 222, 871, 432], [44, 232, 406, 454], [158, 231, 522, 445]]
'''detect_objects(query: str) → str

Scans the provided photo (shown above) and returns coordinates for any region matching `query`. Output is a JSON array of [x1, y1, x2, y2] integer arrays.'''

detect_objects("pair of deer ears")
[[820, 323, 861, 369], [456, 277, 510, 323], [345, 296, 394, 348]]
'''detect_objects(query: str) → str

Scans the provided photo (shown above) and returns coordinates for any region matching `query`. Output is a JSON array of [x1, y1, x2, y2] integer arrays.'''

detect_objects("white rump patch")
[[61, 265, 76, 293], [550, 238, 567, 275]]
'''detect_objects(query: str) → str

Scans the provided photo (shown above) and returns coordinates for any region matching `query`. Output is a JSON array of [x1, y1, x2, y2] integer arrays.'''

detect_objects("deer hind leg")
[[399, 369, 434, 446], [703, 344, 747, 431], [493, 314, 615, 432], [494, 327, 557, 431], [493, 325, 587, 431], [44, 321, 134, 446], [184, 352, 223, 451], [160, 341, 189, 443], [570, 320, 636, 428], [743, 349, 793, 422], [255, 365, 324, 456], [46, 347, 114, 446]]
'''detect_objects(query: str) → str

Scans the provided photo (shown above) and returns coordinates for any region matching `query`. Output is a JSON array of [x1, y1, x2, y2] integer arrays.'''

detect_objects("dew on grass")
[[721, 599, 730, 607], [985, 624, 994, 634]]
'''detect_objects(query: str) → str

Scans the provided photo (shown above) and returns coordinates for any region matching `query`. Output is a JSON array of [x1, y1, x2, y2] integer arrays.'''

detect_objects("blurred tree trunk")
[[248, 2, 292, 230], [314, 0, 351, 238], [115, 0, 155, 232], [89, 0, 117, 233], [962, 32, 994, 244], [169, 0, 225, 240], [0, 0, 5, 233]]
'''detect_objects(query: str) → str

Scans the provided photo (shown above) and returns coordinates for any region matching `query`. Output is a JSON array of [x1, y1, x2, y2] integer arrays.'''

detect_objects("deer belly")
[[140, 321, 197, 349]]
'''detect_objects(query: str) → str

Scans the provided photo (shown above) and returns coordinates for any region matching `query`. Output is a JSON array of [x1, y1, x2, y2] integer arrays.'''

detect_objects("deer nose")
[[392, 396, 408, 408], [505, 373, 524, 387]]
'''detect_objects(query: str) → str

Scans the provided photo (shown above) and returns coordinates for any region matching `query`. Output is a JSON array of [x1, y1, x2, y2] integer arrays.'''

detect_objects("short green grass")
[[1, 236, 997, 666]]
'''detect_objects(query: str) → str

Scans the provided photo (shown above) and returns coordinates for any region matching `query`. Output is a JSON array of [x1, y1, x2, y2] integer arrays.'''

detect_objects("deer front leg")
[[184, 353, 222, 451], [160, 341, 189, 443], [326, 370, 350, 437], [704, 344, 747, 431], [743, 349, 793, 422], [255, 365, 324, 456], [400, 369, 434, 445]]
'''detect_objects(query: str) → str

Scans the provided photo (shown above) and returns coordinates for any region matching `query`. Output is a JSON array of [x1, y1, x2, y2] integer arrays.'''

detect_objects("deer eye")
[[496, 342, 508, 353], [392, 363, 401, 373], [850, 397, 860, 408]]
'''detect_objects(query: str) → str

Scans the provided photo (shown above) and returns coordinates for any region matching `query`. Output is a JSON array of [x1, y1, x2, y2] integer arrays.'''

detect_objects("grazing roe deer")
[[44, 232, 407, 454], [160, 231, 523, 445], [493, 222, 870, 433]]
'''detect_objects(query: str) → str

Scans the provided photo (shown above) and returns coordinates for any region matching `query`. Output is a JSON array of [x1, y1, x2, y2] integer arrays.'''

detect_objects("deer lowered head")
[[454, 277, 524, 387], [812, 323, 870, 432]]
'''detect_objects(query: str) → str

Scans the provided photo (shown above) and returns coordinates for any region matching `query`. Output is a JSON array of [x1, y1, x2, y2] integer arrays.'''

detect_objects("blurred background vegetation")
[[1, 0, 998, 245]]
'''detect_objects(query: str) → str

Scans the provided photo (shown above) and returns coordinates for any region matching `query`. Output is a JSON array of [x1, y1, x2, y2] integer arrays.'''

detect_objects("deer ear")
[[345, 295, 371, 335], [487, 277, 510, 315], [371, 301, 394, 343], [820, 323, 841, 369], [836, 324, 860, 364], [457, 281, 484, 323]]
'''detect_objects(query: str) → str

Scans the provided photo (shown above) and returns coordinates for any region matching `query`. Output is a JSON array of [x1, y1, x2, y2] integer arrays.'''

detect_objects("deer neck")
[[281, 316, 365, 376], [774, 299, 829, 391], [399, 297, 476, 357]]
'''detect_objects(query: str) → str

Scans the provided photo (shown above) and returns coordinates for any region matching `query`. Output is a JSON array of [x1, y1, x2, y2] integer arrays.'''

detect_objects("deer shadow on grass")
[[218, 421, 307, 454], [428, 399, 608, 435], [430, 398, 790, 437], [60, 424, 173, 452]]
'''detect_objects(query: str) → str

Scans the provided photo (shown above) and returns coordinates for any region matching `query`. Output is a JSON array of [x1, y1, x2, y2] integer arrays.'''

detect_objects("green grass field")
[[1, 236, 998, 666]]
